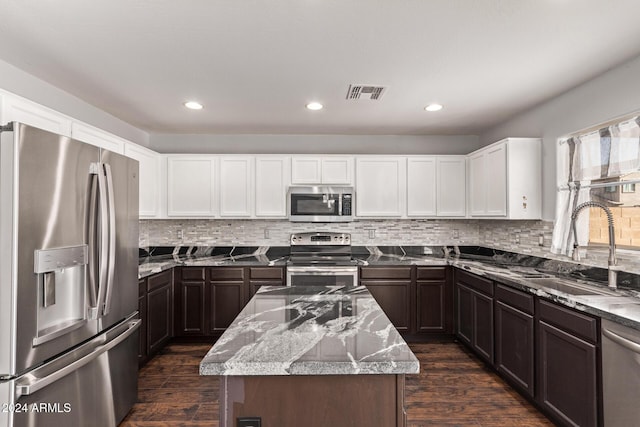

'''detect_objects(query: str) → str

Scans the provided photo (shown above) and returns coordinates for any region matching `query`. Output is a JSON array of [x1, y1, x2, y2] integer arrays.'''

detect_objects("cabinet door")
[[291, 157, 322, 184], [416, 281, 449, 333], [1, 93, 72, 136], [356, 157, 406, 217], [484, 143, 507, 216], [473, 291, 494, 364], [71, 122, 126, 153], [124, 143, 160, 218], [177, 281, 206, 335], [436, 157, 466, 216], [468, 151, 486, 216], [538, 321, 598, 427], [255, 156, 290, 217], [147, 282, 172, 355], [138, 279, 148, 366], [219, 156, 252, 217], [407, 157, 437, 217], [456, 284, 474, 346], [321, 157, 353, 184], [209, 281, 245, 334], [167, 156, 217, 216], [362, 280, 412, 332], [495, 301, 534, 397]]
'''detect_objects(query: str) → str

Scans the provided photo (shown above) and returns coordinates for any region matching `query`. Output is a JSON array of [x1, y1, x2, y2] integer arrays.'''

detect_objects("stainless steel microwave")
[[287, 186, 354, 222]]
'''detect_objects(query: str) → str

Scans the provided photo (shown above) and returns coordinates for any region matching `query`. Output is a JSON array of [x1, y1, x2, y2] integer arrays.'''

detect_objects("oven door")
[[286, 266, 358, 287]]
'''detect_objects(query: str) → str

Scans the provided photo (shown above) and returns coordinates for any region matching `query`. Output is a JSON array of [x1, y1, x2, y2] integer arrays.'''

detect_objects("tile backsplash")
[[140, 218, 553, 252]]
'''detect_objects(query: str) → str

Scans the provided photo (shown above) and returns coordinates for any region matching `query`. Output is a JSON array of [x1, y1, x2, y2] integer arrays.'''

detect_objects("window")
[[552, 115, 640, 255]]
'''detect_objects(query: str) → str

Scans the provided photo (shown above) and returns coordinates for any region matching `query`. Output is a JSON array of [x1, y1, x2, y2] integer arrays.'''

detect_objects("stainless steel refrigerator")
[[0, 123, 140, 427]]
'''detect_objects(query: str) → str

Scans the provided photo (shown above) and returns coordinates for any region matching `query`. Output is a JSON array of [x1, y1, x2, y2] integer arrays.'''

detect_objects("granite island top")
[[199, 285, 420, 376]]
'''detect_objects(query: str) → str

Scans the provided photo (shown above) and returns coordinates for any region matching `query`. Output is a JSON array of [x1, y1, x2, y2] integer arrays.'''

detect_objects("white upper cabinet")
[[71, 122, 126, 154], [406, 156, 466, 218], [467, 138, 541, 219], [255, 156, 291, 217], [124, 143, 160, 218], [356, 157, 406, 217], [291, 156, 353, 185], [436, 156, 466, 217], [166, 156, 217, 217], [0, 92, 72, 136], [407, 157, 437, 216], [219, 156, 253, 217]]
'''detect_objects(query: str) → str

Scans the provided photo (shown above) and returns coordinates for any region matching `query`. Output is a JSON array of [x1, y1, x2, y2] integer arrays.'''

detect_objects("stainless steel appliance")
[[288, 186, 354, 222], [286, 232, 358, 286], [602, 318, 640, 426], [0, 123, 140, 427]]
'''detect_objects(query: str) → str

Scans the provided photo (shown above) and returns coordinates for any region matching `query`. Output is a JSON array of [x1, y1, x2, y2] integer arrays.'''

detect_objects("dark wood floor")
[[120, 342, 554, 427]]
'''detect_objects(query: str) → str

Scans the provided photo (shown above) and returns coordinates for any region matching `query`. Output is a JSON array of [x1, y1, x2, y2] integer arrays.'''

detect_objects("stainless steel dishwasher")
[[602, 318, 640, 426]]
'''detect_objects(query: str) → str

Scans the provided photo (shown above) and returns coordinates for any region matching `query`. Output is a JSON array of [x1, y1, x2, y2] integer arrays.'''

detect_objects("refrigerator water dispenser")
[[33, 245, 88, 346]]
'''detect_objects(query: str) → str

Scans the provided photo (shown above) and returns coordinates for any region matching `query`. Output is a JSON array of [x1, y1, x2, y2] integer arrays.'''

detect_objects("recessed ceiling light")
[[184, 101, 203, 110], [424, 103, 443, 112], [306, 102, 323, 111]]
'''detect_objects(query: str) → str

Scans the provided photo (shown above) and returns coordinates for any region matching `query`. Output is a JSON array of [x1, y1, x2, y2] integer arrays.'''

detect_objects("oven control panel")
[[290, 232, 351, 246]]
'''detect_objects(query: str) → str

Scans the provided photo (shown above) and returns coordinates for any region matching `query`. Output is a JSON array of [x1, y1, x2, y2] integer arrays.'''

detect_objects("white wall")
[[149, 133, 480, 155], [0, 59, 150, 147], [480, 54, 640, 221]]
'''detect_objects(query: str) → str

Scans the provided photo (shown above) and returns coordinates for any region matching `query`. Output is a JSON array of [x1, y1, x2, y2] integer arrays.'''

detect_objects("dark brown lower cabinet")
[[209, 280, 245, 334], [537, 300, 599, 427], [174, 266, 285, 339], [416, 267, 453, 335], [494, 284, 535, 397], [147, 270, 174, 355], [138, 270, 173, 367], [360, 267, 413, 333], [137, 279, 148, 366], [455, 270, 494, 364]]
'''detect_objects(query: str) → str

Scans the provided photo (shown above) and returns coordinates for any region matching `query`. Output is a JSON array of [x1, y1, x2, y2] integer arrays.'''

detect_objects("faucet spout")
[[570, 201, 617, 289]]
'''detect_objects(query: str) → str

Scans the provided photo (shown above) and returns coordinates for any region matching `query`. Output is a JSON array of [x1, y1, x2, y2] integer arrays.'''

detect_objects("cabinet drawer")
[[210, 267, 245, 280], [455, 270, 493, 296], [360, 267, 412, 280], [416, 267, 446, 280], [181, 267, 206, 281], [538, 299, 598, 343], [148, 270, 172, 292], [250, 267, 284, 280], [495, 284, 534, 315], [138, 279, 147, 298]]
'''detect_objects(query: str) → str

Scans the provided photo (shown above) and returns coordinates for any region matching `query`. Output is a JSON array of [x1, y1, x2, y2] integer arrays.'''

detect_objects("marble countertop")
[[139, 245, 640, 330], [199, 285, 420, 376]]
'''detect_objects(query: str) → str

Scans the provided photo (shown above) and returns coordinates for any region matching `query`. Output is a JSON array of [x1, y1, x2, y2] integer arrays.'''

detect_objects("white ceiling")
[[1, 0, 640, 136]]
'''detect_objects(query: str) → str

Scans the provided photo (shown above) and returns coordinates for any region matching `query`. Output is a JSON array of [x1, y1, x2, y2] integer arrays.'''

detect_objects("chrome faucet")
[[570, 201, 618, 289]]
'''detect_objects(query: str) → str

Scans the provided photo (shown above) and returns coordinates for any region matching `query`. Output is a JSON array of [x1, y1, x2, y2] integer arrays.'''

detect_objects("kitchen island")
[[200, 285, 420, 427]]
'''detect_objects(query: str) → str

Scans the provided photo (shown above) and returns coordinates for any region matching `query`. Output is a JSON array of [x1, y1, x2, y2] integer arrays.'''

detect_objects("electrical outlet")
[[515, 234, 520, 244], [177, 229, 183, 240], [452, 229, 459, 239], [538, 234, 545, 246], [237, 417, 261, 427], [368, 229, 376, 239], [264, 228, 270, 239]]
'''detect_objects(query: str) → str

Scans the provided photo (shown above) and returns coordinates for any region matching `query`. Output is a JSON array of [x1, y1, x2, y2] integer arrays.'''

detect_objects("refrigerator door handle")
[[88, 162, 109, 319], [103, 163, 117, 316], [15, 319, 141, 398]]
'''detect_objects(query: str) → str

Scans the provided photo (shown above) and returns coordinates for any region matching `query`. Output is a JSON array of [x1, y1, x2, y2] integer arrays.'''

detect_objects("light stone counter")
[[199, 285, 420, 376]]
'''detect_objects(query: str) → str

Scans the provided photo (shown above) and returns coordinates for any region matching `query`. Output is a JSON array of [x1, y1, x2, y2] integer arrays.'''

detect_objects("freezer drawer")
[[0, 317, 140, 427]]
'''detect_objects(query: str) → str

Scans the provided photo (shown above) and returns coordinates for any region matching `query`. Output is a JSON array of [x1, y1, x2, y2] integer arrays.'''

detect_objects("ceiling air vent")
[[346, 84, 387, 100]]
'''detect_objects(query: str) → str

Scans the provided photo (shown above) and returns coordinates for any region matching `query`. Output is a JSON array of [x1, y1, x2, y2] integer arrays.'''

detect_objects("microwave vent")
[[346, 84, 386, 100]]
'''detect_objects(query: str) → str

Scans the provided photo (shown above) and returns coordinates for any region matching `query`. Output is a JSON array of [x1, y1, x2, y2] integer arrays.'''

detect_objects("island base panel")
[[220, 374, 407, 427]]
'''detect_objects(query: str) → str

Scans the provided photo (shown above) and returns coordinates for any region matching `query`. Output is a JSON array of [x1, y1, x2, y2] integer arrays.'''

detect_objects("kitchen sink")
[[525, 278, 617, 296]]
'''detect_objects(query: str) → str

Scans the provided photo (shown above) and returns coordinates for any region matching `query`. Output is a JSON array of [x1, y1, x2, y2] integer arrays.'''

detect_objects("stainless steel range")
[[286, 232, 359, 287]]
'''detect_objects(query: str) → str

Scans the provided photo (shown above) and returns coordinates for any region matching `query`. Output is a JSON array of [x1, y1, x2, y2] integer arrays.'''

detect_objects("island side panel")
[[220, 374, 406, 427]]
